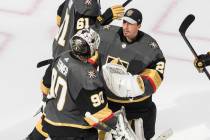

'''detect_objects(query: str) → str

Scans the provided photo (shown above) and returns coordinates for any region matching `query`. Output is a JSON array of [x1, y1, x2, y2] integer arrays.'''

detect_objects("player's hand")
[[194, 57, 205, 73], [111, 5, 124, 20]]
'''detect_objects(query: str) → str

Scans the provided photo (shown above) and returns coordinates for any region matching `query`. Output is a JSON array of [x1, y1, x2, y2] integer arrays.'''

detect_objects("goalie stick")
[[85, 107, 139, 140], [179, 14, 210, 80]]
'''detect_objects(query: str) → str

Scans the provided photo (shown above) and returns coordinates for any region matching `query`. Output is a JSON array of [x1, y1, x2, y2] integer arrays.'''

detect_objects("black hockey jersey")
[[53, 0, 110, 58], [43, 52, 113, 133], [98, 25, 166, 104]]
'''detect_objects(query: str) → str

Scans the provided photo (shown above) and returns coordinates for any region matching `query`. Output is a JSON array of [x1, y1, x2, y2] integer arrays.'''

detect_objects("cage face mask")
[[70, 28, 100, 59]]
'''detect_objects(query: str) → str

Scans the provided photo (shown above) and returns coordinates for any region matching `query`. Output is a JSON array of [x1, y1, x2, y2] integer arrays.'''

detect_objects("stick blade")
[[179, 14, 195, 34]]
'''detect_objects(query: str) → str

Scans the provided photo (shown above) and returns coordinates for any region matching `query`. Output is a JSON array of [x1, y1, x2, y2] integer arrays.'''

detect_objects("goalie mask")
[[70, 28, 100, 61]]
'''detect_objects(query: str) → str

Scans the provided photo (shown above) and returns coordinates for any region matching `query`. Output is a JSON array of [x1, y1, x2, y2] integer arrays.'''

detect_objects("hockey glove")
[[102, 63, 144, 98], [194, 53, 210, 73], [111, 5, 124, 20], [98, 5, 124, 25], [194, 58, 205, 73]]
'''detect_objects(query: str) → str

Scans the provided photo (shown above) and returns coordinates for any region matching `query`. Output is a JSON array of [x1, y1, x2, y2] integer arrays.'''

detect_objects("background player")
[[194, 52, 210, 72]]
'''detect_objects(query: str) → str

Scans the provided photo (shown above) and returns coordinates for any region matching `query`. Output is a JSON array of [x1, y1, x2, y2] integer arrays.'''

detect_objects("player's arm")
[[75, 88, 117, 132], [102, 58, 166, 98], [97, 5, 124, 25], [194, 52, 210, 72], [40, 64, 52, 96], [139, 57, 166, 95], [56, 1, 66, 26]]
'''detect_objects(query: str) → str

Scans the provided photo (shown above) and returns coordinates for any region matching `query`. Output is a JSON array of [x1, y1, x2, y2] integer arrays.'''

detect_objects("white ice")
[[0, 0, 209, 139]]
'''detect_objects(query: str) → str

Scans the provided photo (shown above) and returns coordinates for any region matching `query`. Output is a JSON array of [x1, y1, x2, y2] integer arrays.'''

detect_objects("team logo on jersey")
[[85, 0, 92, 5], [88, 70, 96, 79], [106, 55, 129, 69], [64, 58, 69, 62], [121, 43, 127, 49], [149, 42, 158, 49]]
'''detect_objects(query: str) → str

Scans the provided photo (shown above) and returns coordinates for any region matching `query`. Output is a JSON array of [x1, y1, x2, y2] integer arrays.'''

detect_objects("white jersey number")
[[76, 18, 90, 30], [90, 91, 105, 107], [55, 8, 70, 47], [50, 68, 68, 111], [155, 61, 165, 74]]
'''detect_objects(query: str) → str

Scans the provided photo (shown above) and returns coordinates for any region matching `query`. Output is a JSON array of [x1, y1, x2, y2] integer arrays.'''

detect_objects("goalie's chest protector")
[[99, 26, 158, 102]]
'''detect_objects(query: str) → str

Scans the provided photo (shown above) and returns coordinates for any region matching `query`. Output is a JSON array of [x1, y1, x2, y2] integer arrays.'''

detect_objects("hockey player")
[[24, 1, 125, 140], [194, 52, 210, 72], [41, 0, 124, 106], [53, 0, 125, 58], [27, 28, 119, 140], [98, 8, 166, 140]]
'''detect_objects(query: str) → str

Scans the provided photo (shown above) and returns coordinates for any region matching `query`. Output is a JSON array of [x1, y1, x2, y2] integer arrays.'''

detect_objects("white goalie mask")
[[70, 28, 100, 59]]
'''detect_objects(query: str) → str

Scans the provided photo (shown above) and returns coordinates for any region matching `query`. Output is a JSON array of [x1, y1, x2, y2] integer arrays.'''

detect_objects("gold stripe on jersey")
[[107, 95, 150, 103], [97, 16, 103, 22], [44, 117, 92, 129], [35, 118, 48, 138], [40, 80, 49, 96], [98, 130, 106, 140], [136, 75, 145, 92], [84, 104, 113, 126], [141, 69, 162, 90], [56, 16, 62, 27]]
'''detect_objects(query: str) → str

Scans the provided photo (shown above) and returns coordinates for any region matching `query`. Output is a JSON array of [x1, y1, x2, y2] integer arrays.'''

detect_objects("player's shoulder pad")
[[139, 31, 162, 51], [100, 25, 120, 33], [99, 25, 120, 41]]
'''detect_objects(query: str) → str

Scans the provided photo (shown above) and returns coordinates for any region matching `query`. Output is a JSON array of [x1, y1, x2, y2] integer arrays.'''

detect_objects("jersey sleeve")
[[72, 66, 116, 131], [139, 40, 166, 95], [75, 86, 117, 131], [40, 64, 52, 96], [56, 1, 66, 26], [140, 57, 166, 94]]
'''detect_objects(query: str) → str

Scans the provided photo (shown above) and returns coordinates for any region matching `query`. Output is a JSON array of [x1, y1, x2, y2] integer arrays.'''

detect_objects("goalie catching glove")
[[102, 63, 144, 98]]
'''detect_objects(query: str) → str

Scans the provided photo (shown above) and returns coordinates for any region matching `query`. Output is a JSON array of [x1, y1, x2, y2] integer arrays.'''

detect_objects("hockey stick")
[[179, 14, 210, 80], [122, 0, 132, 7]]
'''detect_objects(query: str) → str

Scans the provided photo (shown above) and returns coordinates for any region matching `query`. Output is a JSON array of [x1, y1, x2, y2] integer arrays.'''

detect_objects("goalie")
[[26, 28, 137, 140], [98, 8, 166, 140]]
